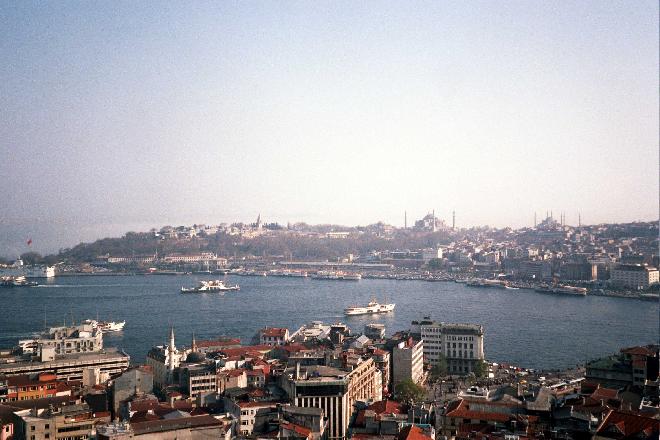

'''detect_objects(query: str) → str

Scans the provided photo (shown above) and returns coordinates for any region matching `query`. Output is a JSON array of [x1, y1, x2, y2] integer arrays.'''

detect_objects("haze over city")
[[1, 1, 658, 254]]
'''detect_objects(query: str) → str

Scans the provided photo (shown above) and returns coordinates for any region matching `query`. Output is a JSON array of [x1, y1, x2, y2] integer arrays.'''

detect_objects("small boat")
[[181, 280, 240, 293]]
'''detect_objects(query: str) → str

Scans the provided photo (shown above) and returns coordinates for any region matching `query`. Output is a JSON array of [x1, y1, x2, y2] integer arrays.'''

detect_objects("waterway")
[[0, 274, 656, 369]]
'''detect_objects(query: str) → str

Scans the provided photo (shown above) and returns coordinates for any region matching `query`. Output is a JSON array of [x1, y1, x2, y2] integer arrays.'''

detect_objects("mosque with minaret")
[[145, 326, 193, 388]]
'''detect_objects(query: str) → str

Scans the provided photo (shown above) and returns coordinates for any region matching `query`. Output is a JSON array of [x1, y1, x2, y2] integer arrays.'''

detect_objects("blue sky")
[[1, 1, 658, 254]]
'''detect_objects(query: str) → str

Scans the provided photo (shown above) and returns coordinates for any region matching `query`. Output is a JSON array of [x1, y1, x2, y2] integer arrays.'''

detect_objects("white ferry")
[[0, 276, 39, 287], [181, 280, 240, 293], [313, 270, 361, 281], [344, 300, 395, 316], [0, 260, 55, 279], [82, 319, 126, 332]]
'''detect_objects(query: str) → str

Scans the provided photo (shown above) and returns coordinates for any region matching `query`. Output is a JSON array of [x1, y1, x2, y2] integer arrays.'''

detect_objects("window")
[[45, 424, 49, 429], [31, 426, 35, 431]]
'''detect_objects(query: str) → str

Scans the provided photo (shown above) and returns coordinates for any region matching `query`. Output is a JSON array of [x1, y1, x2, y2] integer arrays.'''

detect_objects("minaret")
[[404, 211, 407, 229], [167, 326, 176, 382], [191, 332, 197, 352], [452, 211, 456, 231], [578, 213, 581, 227]]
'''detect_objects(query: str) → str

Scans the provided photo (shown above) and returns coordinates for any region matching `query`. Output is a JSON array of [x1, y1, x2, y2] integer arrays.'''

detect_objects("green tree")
[[430, 354, 448, 379], [395, 379, 426, 403], [20, 252, 43, 265], [472, 360, 488, 378], [427, 258, 443, 270]]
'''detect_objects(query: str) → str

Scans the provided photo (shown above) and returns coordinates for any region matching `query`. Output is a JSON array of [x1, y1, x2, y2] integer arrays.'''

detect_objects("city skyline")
[[1, 2, 658, 254]]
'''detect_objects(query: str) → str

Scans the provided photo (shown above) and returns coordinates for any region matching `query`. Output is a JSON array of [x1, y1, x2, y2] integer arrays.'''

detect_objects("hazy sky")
[[1, 1, 658, 254]]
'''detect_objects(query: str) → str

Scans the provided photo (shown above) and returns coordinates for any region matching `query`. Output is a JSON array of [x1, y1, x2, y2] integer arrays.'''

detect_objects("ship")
[[0, 276, 39, 287], [82, 319, 126, 333], [535, 284, 587, 296], [0, 260, 55, 279], [344, 299, 395, 316], [181, 280, 240, 293], [313, 270, 362, 281], [466, 279, 507, 288]]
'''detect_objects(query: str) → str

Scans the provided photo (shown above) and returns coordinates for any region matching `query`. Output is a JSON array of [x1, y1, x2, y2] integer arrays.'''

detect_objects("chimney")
[[295, 362, 301, 380]]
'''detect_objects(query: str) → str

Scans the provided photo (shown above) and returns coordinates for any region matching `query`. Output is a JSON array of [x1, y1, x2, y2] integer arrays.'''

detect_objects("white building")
[[145, 327, 188, 388], [392, 338, 424, 387], [280, 359, 382, 440], [418, 320, 485, 375], [610, 264, 659, 290]]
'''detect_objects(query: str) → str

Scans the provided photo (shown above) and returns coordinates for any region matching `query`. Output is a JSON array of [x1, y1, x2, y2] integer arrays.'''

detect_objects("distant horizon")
[[2, 213, 657, 258]]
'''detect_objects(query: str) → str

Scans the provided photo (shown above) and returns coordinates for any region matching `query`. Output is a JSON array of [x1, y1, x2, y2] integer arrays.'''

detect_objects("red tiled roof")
[[621, 346, 655, 357], [261, 328, 288, 337], [368, 399, 404, 416], [397, 425, 433, 440], [197, 338, 241, 348], [281, 421, 312, 437], [596, 410, 659, 439], [445, 400, 511, 423], [591, 388, 619, 401]]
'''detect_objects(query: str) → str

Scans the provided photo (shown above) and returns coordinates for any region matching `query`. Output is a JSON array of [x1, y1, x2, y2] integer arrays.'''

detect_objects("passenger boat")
[[82, 319, 126, 332], [344, 300, 395, 316], [181, 280, 240, 293], [0, 276, 38, 287]]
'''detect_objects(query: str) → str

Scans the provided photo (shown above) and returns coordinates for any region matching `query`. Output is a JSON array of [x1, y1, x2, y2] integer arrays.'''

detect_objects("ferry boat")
[[82, 319, 126, 333], [466, 279, 506, 288], [535, 284, 587, 296], [313, 270, 361, 281], [0, 261, 55, 279], [0, 276, 38, 287], [344, 300, 395, 316], [181, 280, 240, 293]]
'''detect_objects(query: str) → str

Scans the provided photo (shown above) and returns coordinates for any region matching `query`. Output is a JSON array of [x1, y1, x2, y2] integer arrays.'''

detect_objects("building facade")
[[419, 322, 485, 375], [392, 338, 424, 387], [610, 264, 659, 289], [281, 358, 382, 440]]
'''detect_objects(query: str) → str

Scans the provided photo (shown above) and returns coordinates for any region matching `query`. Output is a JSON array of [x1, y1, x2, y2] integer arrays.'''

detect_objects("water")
[[0, 275, 657, 369]]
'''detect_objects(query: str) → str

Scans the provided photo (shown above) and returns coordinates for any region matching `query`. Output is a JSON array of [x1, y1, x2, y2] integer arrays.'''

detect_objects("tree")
[[472, 360, 488, 378], [430, 354, 448, 379], [395, 379, 426, 403], [427, 258, 443, 270], [20, 252, 43, 265]]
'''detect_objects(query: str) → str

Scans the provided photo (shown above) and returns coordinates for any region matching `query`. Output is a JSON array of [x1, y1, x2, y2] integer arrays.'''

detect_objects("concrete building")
[[112, 366, 154, 418], [0, 349, 129, 382], [15, 402, 110, 440], [224, 399, 278, 436], [418, 320, 485, 375], [392, 338, 424, 388], [19, 322, 103, 357], [280, 358, 382, 439], [610, 264, 659, 289]]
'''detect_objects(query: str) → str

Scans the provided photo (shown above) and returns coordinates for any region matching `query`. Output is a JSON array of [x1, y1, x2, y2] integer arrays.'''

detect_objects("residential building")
[[15, 402, 111, 440], [259, 327, 290, 346], [112, 366, 154, 418], [610, 264, 659, 289], [419, 321, 485, 375], [392, 338, 424, 388], [0, 350, 129, 382], [280, 358, 382, 439], [0, 373, 71, 403]]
